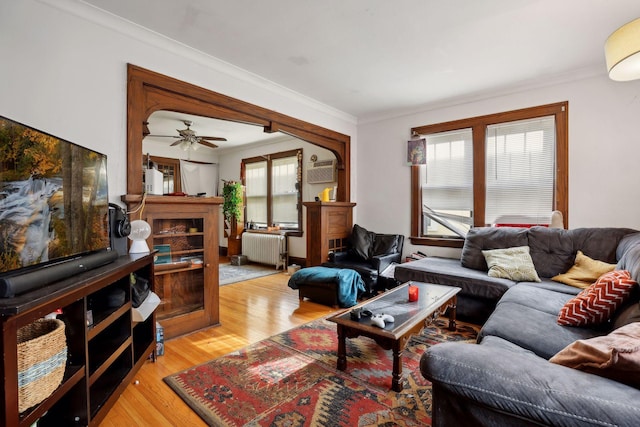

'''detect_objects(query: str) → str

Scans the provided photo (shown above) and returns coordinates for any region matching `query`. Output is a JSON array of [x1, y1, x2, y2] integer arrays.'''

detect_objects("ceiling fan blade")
[[147, 134, 180, 138], [197, 140, 219, 149], [199, 136, 227, 142], [170, 139, 185, 146]]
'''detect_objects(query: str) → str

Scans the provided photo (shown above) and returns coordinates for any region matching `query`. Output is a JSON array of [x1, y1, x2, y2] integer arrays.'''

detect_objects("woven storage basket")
[[17, 318, 67, 413]]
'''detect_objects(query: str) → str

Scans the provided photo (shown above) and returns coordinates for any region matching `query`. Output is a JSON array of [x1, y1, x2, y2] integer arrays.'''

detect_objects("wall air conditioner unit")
[[307, 159, 336, 184]]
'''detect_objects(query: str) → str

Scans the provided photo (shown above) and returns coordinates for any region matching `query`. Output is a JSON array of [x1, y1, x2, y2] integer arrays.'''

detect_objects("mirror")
[[126, 64, 350, 201]]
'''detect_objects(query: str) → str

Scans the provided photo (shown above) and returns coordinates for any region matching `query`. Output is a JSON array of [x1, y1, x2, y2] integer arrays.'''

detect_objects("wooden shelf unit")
[[0, 253, 156, 427], [124, 195, 222, 339]]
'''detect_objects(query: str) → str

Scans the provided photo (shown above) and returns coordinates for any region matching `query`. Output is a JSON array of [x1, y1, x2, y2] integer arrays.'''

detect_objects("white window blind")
[[272, 156, 299, 227], [421, 128, 473, 237], [245, 160, 267, 225], [485, 116, 555, 225]]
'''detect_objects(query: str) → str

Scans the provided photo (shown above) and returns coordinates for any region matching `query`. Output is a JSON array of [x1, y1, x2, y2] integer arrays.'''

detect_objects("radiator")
[[242, 233, 287, 269]]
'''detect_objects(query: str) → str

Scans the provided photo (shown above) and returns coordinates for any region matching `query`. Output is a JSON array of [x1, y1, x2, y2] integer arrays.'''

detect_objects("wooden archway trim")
[[126, 64, 351, 201]]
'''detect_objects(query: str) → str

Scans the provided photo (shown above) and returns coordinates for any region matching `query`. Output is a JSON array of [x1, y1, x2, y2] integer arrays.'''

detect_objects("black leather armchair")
[[323, 224, 404, 295]]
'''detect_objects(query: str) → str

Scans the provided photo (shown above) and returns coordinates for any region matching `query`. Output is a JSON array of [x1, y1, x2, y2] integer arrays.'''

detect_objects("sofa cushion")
[[394, 256, 516, 301], [617, 243, 640, 283], [551, 250, 616, 289], [482, 246, 541, 282], [526, 226, 575, 278], [422, 337, 640, 427], [461, 227, 529, 271], [550, 322, 640, 388], [497, 282, 578, 316], [615, 231, 640, 261], [557, 270, 638, 327], [479, 299, 607, 359], [567, 228, 637, 264]]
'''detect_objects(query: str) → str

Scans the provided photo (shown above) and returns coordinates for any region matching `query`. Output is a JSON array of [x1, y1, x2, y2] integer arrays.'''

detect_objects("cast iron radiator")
[[241, 232, 287, 270]]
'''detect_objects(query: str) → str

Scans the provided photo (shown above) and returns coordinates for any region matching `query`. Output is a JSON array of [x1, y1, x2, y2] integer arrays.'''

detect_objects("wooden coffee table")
[[328, 282, 460, 392]]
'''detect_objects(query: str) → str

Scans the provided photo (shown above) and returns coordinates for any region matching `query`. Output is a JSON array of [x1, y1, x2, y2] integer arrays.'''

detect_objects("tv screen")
[[0, 116, 110, 276]]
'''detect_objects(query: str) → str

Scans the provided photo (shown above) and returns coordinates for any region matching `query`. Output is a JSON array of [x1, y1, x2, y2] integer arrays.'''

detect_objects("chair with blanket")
[[287, 266, 366, 308], [323, 224, 404, 295]]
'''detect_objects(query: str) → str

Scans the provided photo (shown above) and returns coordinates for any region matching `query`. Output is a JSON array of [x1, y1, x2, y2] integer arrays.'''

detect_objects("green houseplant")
[[222, 180, 244, 256], [222, 180, 243, 222]]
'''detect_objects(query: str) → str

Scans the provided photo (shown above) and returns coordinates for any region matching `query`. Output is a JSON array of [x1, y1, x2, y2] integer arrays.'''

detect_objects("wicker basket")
[[17, 318, 67, 413]]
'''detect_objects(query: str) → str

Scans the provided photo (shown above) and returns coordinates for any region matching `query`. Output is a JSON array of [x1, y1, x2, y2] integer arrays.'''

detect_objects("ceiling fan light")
[[180, 140, 190, 151], [192, 141, 200, 151], [605, 17, 640, 81]]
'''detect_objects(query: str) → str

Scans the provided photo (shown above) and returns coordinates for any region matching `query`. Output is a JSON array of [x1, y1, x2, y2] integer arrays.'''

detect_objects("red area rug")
[[164, 318, 479, 426]]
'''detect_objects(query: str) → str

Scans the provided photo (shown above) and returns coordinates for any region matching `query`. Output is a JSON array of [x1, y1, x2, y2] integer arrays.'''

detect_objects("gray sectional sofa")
[[395, 226, 638, 323], [396, 226, 640, 426]]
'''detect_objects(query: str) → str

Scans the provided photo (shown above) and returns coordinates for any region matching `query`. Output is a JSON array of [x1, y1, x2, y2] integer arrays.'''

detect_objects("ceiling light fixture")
[[605, 17, 640, 81]]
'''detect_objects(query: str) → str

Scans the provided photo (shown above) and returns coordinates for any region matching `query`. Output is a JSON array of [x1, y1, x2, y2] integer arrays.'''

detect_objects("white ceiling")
[[143, 111, 286, 152], [82, 0, 640, 121]]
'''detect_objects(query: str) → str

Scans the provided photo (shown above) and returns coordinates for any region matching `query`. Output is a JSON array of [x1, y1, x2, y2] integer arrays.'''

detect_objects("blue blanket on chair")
[[287, 266, 365, 307]]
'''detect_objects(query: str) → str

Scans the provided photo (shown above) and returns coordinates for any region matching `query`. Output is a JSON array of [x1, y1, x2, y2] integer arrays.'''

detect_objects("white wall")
[[357, 74, 640, 258], [0, 0, 357, 206]]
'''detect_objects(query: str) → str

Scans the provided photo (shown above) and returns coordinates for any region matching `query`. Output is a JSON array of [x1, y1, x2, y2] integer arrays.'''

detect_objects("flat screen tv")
[[0, 116, 113, 296]]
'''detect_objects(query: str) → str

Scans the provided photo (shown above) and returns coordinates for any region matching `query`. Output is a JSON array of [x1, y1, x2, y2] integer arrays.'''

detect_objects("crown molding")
[[37, 0, 357, 125]]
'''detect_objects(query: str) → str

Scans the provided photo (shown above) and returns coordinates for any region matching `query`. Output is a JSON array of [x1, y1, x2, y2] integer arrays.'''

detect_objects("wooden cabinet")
[[125, 195, 222, 339], [303, 201, 356, 266], [0, 253, 156, 427]]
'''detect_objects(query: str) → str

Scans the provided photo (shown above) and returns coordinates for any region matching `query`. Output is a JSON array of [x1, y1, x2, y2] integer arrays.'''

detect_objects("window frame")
[[241, 148, 303, 236], [146, 155, 182, 193], [410, 102, 568, 248]]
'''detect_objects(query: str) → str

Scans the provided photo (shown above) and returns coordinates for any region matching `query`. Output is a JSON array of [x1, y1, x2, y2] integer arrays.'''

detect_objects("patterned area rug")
[[219, 262, 280, 286], [164, 318, 479, 426]]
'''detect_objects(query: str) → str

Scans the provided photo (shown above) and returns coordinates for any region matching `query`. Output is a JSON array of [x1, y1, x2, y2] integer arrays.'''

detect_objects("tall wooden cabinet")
[[0, 253, 156, 427], [124, 195, 222, 339], [304, 201, 356, 266]]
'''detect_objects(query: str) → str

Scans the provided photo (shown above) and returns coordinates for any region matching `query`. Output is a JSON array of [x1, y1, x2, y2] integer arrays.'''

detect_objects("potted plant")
[[222, 180, 244, 256], [222, 180, 243, 222]]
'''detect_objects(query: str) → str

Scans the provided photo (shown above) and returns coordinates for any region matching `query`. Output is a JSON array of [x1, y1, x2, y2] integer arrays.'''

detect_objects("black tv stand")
[[0, 252, 155, 426]]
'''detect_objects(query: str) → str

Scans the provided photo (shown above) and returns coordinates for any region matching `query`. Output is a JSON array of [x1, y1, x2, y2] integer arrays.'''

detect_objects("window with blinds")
[[245, 160, 268, 225], [421, 129, 473, 237], [485, 116, 555, 226], [414, 102, 567, 243], [271, 156, 299, 228], [243, 149, 302, 231]]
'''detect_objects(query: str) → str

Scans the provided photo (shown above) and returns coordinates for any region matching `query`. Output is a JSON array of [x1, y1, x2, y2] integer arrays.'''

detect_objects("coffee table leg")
[[336, 325, 347, 371], [392, 341, 403, 392], [448, 295, 457, 331]]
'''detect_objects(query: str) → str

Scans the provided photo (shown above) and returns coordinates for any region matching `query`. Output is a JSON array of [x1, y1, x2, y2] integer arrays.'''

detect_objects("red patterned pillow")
[[557, 270, 638, 326]]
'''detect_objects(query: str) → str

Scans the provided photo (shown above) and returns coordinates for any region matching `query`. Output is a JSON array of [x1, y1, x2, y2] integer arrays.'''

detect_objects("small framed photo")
[[407, 138, 427, 165]]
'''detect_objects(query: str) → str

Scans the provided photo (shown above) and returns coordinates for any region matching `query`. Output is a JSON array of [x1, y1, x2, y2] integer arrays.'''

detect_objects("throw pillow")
[[349, 224, 375, 261], [557, 270, 638, 327], [552, 251, 616, 289], [549, 322, 640, 388], [481, 246, 541, 282], [372, 234, 399, 257]]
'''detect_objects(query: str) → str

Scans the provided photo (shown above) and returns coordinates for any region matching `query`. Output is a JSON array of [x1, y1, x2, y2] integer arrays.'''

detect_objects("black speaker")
[[109, 203, 130, 256], [0, 250, 119, 298]]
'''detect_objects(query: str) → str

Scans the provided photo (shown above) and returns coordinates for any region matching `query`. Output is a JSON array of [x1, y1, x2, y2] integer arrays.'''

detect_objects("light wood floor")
[[99, 267, 340, 426]]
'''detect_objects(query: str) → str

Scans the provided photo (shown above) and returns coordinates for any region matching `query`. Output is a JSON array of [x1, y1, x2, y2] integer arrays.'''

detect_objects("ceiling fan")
[[144, 119, 227, 150]]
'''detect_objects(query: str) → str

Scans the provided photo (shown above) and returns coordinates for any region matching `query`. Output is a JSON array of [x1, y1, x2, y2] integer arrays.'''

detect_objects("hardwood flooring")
[[99, 267, 340, 426]]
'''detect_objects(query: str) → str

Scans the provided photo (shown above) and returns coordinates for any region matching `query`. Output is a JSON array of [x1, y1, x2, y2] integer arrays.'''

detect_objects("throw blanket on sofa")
[[287, 267, 366, 307]]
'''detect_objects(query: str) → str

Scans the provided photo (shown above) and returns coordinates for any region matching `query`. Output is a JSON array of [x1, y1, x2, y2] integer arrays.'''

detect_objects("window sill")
[[409, 236, 464, 248]]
